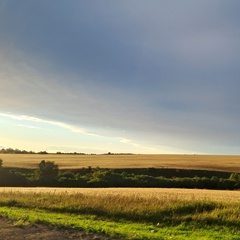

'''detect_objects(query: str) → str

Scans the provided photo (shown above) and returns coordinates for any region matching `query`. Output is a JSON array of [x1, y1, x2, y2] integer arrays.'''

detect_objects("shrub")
[[35, 160, 59, 185]]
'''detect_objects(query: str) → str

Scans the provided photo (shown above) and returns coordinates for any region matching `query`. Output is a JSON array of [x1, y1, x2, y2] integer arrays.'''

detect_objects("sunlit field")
[[1, 154, 240, 172], [1, 154, 239, 238], [0, 187, 240, 202], [0, 187, 239, 239]]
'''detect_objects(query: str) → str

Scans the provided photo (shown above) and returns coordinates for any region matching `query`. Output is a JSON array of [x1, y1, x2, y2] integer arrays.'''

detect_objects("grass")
[[0, 153, 239, 238], [0, 188, 239, 239], [0, 153, 240, 172], [0, 187, 240, 202]]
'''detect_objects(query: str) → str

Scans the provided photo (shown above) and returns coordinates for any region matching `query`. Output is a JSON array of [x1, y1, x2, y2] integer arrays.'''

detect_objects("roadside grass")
[[0, 191, 239, 239]]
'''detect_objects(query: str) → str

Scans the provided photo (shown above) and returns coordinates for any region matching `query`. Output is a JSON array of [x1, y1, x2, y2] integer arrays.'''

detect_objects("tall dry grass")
[[0, 188, 239, 228], [0, 187, 239, 202]]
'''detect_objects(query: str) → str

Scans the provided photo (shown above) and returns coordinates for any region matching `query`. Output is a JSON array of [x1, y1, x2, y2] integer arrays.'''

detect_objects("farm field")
[[0, 187, 239, 239], [0, 187, 240, 202], [0, 155, 239, 238], [1, 154, 240, 172]]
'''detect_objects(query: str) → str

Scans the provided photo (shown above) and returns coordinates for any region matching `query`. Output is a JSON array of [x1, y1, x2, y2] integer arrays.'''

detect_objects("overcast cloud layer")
[[0, 0, 240, 154]]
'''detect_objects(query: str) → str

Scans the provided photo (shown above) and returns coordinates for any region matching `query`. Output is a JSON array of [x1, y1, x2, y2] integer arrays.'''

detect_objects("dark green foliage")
[[58, 171, 79, 186], [0, 169, 33, 187], [0, 147, 86, 154], [35, 160, 59, 185], [113, 168, 231, 178], [59, 171, 76, 180], [38, 151, 48, 154], [0, 159, 239, 189], [229, 172, 240, 181], [0, 148, 36, 154]]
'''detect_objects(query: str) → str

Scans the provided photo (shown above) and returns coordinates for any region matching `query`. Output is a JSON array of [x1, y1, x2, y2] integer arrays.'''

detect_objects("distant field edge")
[[0, 154, 240, 172]]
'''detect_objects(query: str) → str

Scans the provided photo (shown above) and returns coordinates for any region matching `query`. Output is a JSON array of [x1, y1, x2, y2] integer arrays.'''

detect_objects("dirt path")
[[0, 217, 117, 240]]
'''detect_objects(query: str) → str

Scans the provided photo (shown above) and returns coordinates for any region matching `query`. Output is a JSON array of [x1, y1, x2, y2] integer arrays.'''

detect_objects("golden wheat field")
[[0, 187, 239, 202], [0, 154, 240, 172]]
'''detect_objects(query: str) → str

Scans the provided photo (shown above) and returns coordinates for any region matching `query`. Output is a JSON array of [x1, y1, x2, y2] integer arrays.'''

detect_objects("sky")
[[0, 0, 240, 154]]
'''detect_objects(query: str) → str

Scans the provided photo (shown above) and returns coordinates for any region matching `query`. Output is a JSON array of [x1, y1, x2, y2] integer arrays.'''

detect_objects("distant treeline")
[[0, 148, 84, 155], [0, 148, 133, 155], [0, 148, 45, 154], [0, 159, 239, 190]]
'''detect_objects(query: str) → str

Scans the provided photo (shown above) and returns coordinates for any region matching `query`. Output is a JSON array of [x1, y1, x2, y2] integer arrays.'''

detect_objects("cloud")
[[0, 1, 240, 154], [16, 124, 41, 129], [0, 113, 88, 135], [0, 112, 172, 153]]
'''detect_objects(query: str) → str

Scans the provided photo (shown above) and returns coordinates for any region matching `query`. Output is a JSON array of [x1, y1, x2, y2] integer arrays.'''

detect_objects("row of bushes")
[[60, 168, 240, 189], [0, 160, 239, 189]]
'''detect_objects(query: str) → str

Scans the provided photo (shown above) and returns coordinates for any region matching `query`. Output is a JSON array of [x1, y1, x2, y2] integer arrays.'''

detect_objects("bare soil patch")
[[0, 217, 116, 240]]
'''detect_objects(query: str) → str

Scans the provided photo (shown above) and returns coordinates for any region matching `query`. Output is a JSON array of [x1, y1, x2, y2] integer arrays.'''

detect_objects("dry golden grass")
[[0, 187, 239, 203], [0, 154, 240, 172]]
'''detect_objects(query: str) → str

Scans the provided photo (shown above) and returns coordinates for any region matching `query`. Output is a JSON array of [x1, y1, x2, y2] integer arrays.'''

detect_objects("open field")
[[1, 154, 240, 172], [0, 187, 240, 202], [0, 187, 239, 239]]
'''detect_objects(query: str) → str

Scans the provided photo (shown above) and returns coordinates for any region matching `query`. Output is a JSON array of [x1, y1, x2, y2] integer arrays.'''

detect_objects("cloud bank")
[[0, 0, 240, 154]]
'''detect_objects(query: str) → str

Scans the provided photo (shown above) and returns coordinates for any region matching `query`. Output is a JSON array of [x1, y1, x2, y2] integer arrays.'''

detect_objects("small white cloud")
[[0, 112, 99, 137], [16, 124, 41, 129], [119, 138, 131, 144], [0, 113, 87, 134], [119, 138, 141, 148]]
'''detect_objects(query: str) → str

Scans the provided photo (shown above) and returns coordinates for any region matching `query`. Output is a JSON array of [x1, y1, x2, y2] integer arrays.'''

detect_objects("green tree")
[[36, 160, 59, 184]]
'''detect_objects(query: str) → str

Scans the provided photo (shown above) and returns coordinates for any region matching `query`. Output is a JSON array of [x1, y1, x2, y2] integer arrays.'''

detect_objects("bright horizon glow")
[[0, 112, 185, 154]]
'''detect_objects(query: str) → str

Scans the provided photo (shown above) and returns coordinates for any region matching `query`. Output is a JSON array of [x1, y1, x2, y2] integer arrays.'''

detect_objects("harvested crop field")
[[1, 154, 240, 172], [0, 187, 239, 203]]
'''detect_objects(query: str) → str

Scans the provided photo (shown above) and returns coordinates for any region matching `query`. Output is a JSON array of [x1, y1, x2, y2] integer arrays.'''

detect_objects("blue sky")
[[0, 0, 240, 154]]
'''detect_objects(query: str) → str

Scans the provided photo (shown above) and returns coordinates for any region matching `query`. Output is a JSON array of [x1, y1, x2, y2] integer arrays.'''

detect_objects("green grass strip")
[[0, 206, 239, 240]]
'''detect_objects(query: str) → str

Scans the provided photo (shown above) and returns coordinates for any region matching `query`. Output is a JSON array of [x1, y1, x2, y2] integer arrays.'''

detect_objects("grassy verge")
[[0, 191, 239, 239]]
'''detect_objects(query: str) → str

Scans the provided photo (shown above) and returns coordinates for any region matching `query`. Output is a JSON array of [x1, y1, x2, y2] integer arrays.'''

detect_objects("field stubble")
[[0, 154, 240, 172]]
